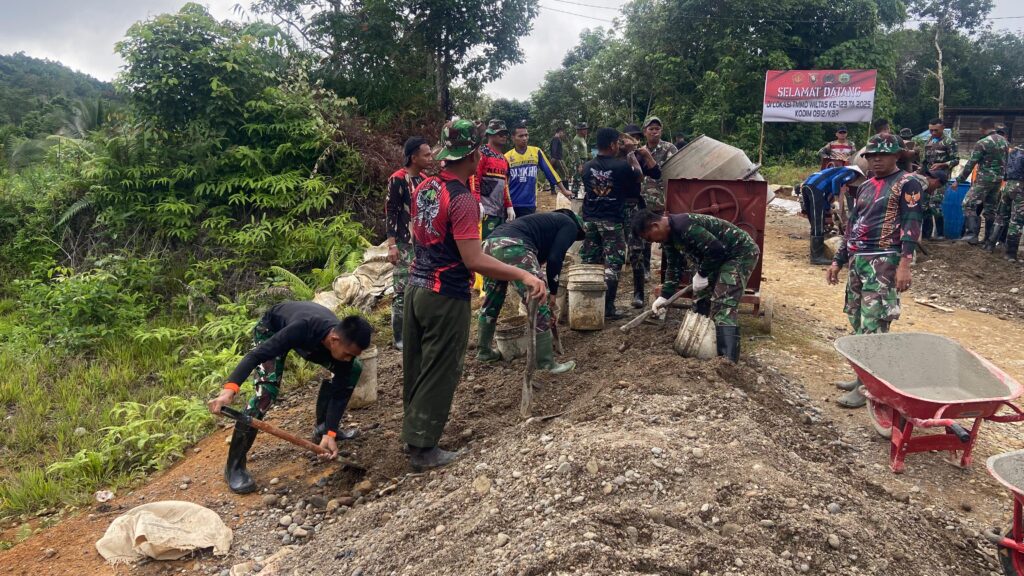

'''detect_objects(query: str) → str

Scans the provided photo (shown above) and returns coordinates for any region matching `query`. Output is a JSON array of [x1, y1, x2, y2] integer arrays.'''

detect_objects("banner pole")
[[758, 122, 766, 165]]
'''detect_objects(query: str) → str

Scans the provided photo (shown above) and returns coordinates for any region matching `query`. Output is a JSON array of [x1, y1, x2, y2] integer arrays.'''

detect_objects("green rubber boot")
[[476, 317, 501, 363], [536, 330, 575, 374]]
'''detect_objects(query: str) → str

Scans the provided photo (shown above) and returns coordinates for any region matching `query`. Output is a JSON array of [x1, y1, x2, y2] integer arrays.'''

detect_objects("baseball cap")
[[863, 133, 902, 156], [623, 123, 643, 137], [836, 125, 848, 133], [899, 128, 913, 138], [642, 116, 662, 129], [575, 122, 588, 131], [485, 119, 508, 135], [436, 119, 481, 162]]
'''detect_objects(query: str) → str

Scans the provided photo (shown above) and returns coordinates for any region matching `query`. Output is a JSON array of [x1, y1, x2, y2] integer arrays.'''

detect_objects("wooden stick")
[[915, 299, 954, 313], [620, 286, 693, 333], [220, 407, 364, 469], [521, 299, 539, 418]]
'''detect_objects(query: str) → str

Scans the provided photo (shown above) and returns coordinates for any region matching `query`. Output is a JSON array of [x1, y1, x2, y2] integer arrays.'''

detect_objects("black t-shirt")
[[491, 212, 580, 294], [624, 157, 661, 205], [550, 137, 564, 161], [581, 154, 641, 223]]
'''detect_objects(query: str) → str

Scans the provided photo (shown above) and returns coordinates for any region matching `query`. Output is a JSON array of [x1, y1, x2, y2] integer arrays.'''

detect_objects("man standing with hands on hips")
[[828, 134, 924, 409]]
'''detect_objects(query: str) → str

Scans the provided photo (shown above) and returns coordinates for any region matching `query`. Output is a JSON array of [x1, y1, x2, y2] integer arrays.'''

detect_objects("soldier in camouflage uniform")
[[568, 123, 590, 198], [632, 210, 760, 363], [958, 117, 1009, 246], [918, 118, 958, 239], [999, 145, 1024, 261], [640, 116, 679, 284], [620, 123, 663, 309], [828, 134, 923, 408]]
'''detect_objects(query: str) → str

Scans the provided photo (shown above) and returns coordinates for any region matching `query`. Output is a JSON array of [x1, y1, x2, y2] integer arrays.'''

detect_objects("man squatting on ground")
[[828, 134, 924, 409], [403, 119, 545, 470], [208, 301, 373, 493], [632, 210, 760, 363], [799, 165, 866, 265], [474, 119, 517, 240], [385, 137, 432, 350], [476, 209, 585, 374], [580, 127, 658, 320]]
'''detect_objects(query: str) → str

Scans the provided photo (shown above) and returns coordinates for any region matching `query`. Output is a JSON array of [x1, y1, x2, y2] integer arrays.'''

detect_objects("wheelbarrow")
[[835, 333, 1024, 473], [985, 450, 1024, 575]]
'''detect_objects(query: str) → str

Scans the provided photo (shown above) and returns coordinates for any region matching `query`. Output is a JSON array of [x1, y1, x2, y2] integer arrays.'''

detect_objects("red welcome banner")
[[762, 70, 876, 123]]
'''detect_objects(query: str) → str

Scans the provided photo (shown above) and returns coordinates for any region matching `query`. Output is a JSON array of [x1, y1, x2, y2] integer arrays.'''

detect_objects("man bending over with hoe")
[[632, 210, 760, 362], [208, 301, 372, 493], [476, 209, 584, 374]]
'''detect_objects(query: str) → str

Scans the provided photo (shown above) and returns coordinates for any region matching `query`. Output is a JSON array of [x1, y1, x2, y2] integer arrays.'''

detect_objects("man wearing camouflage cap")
[[404, 119, 545, 470], [828, 133, 924, 408], [897, 128, 919, 172], [958, 117, 1009, 246], [640, 117, 678, 285], [474, 119, 516, 239], [919, 118, 958, 240]]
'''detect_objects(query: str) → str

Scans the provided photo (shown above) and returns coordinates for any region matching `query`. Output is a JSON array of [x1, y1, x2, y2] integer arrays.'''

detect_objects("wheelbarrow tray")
[[835, 333, 1024, 473]]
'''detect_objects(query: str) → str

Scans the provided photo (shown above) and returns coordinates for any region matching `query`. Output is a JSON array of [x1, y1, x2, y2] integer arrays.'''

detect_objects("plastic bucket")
[[567, 280, 606, 331], [673, 312, 717, 359], [565, 263, 604, 284], [348, 346, 379, 409], [495, 316, 529, 361], [942, 181, 971, 239]]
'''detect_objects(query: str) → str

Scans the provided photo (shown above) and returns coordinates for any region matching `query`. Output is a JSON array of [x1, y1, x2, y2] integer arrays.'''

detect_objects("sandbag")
[[95, 501, 232, 565]]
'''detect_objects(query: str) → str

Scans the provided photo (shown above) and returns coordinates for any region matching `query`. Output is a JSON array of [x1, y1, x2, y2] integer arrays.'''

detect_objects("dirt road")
[[2, 198, 1022, 575]]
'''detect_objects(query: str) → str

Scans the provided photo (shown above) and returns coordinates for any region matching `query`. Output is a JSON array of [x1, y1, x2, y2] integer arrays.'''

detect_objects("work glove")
[[506, 207, 516, 220], [692, 273, 709, 293], [651, 296, 669, 318]]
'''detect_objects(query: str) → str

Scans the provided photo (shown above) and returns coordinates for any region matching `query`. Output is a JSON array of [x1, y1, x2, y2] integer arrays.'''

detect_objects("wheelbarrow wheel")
[[866, 397, 894, 439], [759, 294, 774, 334], [999, 526, 1024, 575]]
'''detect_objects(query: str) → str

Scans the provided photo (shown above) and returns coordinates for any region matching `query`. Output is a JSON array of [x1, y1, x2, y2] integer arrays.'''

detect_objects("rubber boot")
[[643, 243, 652, 281], [1007, 235, 1021, 262], [536, 330, 575, 374], [715, 325, 740, 363], [475, 318, 501, 363], [960, 214, 980, 245], [1000, 223, 1009, 245], [934, 215, 945, 240], [809, 236, 831, 265], [631, 268, 645, 309], [837, 386, 867, 409], [921, 216, 933, 240], [835, 378, 860, 392], [605, 278, 624, 320], [391, 306, 404, 351], [985, 224, 1004, 253], [983, 217, 996, 247], [408, 446, 461, 472], [225, 423, 258, 494]]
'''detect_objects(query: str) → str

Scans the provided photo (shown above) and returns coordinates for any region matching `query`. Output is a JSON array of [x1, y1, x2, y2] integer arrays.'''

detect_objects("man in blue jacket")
[[799, 165, 865, 264]]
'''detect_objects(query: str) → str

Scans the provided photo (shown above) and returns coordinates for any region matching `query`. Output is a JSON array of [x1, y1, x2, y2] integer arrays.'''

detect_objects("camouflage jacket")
[[961, 132, 1008, 183], [569, 135, 589, 169], [921, 133, 958, 169], [641, 140, 678, 208], [834, 170, 924, 266], [661, 213, 759, 295]]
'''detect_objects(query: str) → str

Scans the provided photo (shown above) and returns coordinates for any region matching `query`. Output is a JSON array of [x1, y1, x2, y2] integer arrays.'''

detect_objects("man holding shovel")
[[207, 302, 373, 493], [631, 210, 759, 362], [475, 209, 584, 374]]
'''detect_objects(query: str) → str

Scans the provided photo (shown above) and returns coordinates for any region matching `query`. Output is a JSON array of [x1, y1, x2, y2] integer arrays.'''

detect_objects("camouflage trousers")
[[246, 319, 285, 418], [623, 202, 646, 274], [996, 180, 1024, 236], [844, 253, 900, 335], [963, 180, 1003, 220], [482, 215, 506, 240], [927, 185, 944, 216], [697, 250, 759, 327], [580, 220, 626, 282], [392, 242, 413, 313], [480, 237, 552, 333]]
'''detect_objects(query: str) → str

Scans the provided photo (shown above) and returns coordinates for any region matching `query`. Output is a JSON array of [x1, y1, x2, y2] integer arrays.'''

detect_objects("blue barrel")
[[942, 181, 970, 239]]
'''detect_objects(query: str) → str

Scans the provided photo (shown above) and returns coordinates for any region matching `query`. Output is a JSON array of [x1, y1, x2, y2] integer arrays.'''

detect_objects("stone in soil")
[[278, 515, 292, 527]]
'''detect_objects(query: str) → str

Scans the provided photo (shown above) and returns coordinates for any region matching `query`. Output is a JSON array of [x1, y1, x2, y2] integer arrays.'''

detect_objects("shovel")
[[219, 406, 365, 470], [520, 298, 540, 418], [617, 286, 693, 353]]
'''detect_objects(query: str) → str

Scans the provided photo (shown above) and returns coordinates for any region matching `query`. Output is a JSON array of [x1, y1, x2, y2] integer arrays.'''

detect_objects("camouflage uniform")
[[480, 237, 553, 333], [623, 201, 646, 275], [843, 254, 900, 334], [569, 132, 589, 196], [1001, 180, 1024, 237], [660, 213, 759, 327], [640, 140, 678, 212], [580, 221, 626, 282], [961, 131, 1009, 220], [920, 132, 958, 215]]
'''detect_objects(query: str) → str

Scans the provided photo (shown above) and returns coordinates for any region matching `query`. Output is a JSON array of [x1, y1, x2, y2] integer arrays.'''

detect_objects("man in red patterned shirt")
[[474, 119, 516, 239], [404, 119, 545, 470]]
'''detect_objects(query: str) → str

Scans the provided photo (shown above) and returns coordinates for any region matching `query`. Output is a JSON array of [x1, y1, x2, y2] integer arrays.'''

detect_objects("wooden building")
[[946, 107, 1024, 153]]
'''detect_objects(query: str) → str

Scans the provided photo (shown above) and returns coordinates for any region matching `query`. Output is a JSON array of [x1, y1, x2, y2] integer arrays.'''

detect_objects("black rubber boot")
[[409, 446, 461, 472], [960, 215, 980, 245], [922, 216, 933, 240], [715, 325, 740, 363], [983, 217, 996, 247], [934, 215, 945, 240], [604, 278, 624, 320], [643, 243, 652, 281], [225, 423, 258, 494], [985, 224, 1005, 253], [391, 306, 404, 351], [809, 236, 831, 265], [631, 268, 645, 309], [1007, 235, 1021, 262], [1000, 223, 1009, 244]]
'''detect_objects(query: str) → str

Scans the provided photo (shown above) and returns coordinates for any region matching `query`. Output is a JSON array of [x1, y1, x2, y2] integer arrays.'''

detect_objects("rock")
[[602, 483, 614, 495], [42, 548, 57, 559], [651, 447, 663, 456], [472, 475, 492, 496], [327, 499, 341, 512], [583, 531, 598, 540], [556, 462, 572, 475], [180, 476, 192, 484], [434, 524, 446, 535], [338, 496, 356, 507], [961, 502, 973, 512], [73, 427, 87, 437], [626, 526, 639, 542], [512, 471, 523, 479], [229, 561, 256, 576], [495, 533, 510, 548], [460, 428, 474, 440], [827, 534, 841, 549], [799, 563, 810, 573], [684, 430, 698, 439], [692, 448, 705, 458], [735, 558, 745, 568], [910, 485, 921, 494], [178, 483, 189, 490], [827, 502, 842, 514], [270, 477, 280, 485], [278, 515, 293, 527], [293, 526, 309, 538], [571, 495, 584, 504], [585, 458, 600, 476], [721, 523, 741, 537], [263, 494, 280, 507], [613, 475, 628, 486], [309, 495, 328, 509], [1012, 287, 1020, 294], [354, 480, 374, 494]]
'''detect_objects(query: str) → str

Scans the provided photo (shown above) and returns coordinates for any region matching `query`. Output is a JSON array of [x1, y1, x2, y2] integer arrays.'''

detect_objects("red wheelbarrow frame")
[[984, 451, 1024, 573], [839, 338, 1024, 473]]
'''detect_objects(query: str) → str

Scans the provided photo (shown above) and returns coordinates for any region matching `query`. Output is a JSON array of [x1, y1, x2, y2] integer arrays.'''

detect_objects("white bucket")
[[347, 346, 379, 409], [495, 317, 529, 361], [566, 264, 606, 331], [673, 312, 717, 359]]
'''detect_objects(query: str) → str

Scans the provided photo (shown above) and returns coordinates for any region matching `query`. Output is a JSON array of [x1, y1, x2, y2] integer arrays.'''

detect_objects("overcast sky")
[[0, 0, 1021, 102]]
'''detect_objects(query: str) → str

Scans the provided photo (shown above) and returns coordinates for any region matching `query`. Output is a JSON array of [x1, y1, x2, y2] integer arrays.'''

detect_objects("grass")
[[761, 162, 817, 187]]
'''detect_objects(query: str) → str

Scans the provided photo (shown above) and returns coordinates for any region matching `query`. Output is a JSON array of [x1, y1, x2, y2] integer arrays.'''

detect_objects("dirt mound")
[[913, 241, 1023, 318]]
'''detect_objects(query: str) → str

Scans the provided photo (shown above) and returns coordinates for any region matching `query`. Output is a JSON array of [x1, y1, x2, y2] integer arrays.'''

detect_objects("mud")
[[836, 333, 1017, 402]]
